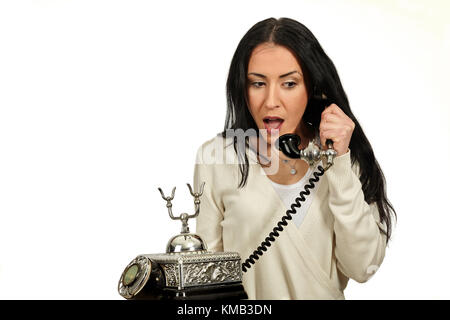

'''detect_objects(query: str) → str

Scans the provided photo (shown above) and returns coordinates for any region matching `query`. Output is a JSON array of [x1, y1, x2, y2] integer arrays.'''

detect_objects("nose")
[[265, 83, 280, 109]]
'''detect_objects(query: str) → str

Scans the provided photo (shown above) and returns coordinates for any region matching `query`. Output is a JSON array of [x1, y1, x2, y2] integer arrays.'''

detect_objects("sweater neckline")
[[267, 166, 313, 189]]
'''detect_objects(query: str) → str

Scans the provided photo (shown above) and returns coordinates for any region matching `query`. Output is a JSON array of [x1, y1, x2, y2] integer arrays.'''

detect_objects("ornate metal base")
[[131, 283, 247, 300], [118, 251, 248, 300]]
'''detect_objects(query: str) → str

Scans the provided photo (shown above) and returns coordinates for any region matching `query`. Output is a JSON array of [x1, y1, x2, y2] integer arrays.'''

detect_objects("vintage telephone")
[[241, 94, 337, 272], [117, 182, 248, 300], [117, 95, 336, 298]]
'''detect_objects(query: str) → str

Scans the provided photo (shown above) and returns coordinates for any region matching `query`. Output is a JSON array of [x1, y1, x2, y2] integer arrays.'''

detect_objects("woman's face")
[[246, 43, 308, 146]]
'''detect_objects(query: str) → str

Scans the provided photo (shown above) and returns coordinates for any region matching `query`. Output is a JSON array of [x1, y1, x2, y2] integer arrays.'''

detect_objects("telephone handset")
[[277, 133, 336, 169], [277, 94, 336, 169], [241, 95, 337, 273]]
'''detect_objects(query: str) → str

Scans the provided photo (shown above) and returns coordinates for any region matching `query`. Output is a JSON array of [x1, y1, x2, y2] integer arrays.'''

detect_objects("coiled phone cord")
[[241, 164, 327, 273]]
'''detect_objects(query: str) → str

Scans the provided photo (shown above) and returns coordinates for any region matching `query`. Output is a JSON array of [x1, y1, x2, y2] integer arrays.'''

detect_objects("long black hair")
[[221, 17, 396, 243]]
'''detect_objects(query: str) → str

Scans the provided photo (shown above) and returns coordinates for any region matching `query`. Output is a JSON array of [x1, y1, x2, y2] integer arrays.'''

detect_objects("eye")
[[283, 81, 297, 88], [251, 81, 265, 88]]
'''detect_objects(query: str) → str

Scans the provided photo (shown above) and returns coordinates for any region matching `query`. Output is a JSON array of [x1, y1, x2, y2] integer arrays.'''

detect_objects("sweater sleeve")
[[193, 147, 224, 252], [326, 149, 387, 283]]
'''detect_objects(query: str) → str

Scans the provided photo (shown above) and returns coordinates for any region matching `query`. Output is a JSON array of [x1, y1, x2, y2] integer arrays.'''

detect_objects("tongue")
[[266, 120, 283, 129]]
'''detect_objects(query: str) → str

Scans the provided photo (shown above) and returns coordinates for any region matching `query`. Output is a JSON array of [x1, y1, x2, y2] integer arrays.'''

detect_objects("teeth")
[[264, 119, 282, 122]]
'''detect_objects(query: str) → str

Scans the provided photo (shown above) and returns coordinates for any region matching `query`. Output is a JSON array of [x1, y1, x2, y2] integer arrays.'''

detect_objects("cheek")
[[247, 90, 263, 118], [284, 90, 308, 118], [247, 89, 261, 104], [289, 86, 308, 106]]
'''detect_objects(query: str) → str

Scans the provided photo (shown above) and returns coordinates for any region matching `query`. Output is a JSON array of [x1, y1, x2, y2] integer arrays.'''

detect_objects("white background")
[[0, 0, 449, 299]]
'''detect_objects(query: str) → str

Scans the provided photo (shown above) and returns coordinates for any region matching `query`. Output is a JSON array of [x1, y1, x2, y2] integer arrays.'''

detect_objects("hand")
[[319, 104, 355, 157]]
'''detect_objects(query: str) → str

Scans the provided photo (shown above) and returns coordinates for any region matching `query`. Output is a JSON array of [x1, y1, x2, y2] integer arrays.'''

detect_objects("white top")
[[268, 163, 321, 228], [194, 134, 387, 299]]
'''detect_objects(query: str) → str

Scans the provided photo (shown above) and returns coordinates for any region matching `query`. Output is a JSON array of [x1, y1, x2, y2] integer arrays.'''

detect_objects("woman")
[[193, 17, 396, 299]]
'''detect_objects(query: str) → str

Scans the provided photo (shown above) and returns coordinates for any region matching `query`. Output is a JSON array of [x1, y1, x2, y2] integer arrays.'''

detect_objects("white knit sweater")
[[193, 134, 387, 300]]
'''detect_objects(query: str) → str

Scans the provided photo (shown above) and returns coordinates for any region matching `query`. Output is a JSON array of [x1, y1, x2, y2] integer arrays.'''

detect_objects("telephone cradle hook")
[[157, 182, 208, 253], [157, 182, 205, 234]]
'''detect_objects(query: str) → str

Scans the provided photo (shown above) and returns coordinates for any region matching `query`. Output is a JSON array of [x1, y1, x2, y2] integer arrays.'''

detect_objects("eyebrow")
[[247, 70, 302, 78]]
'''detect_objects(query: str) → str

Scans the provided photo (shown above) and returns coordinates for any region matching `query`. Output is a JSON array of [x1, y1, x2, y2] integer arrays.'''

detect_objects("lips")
[[263, 116, 284, 133]]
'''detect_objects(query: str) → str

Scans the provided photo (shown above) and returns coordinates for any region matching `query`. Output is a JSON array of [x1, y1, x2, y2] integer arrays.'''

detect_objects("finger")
[[319, 114, 344, 132], [319, 131, 327, 149], [320, 130, 343, 145], [321, 108, 329, 119], [321, 126, 353, 141], [322, 104, 345, 120], [320, 130, 337, 149], [328, 103, 348, 118], [321, 113, 342, 124], [320, 123, 343, 134], [322, 106, 354, 129]]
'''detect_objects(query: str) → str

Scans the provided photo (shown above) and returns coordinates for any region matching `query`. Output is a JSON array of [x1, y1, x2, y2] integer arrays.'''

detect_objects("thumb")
[[319, 131, 327, 149]]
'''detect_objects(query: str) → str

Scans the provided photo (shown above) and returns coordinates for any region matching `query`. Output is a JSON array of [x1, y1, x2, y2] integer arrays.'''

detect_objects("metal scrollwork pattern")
[[161, 264, 179, 288], [183, 260, 241, 287]]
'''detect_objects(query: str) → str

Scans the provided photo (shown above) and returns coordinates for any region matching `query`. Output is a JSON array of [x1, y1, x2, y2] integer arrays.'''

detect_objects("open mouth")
[[263, 117, 284, 133]]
